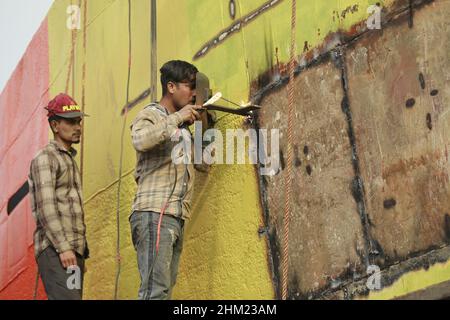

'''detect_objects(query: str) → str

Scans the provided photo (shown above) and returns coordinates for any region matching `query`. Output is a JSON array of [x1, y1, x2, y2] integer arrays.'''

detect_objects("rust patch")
[[345, 20, 368, 38], [250, 0, 435, 100], [254, 0, 446, 298], [381, 150, 443, 179], [328, 246, 450, 300], [257, 58, 367, 296]]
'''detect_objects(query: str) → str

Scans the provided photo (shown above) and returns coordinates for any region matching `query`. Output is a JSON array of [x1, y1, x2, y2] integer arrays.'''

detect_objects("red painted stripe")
[[0, 246, 46, 300], [0, 17, 49, 299]]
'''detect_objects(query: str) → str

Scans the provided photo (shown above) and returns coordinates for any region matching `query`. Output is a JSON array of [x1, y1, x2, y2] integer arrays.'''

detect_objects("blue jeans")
[[129, 211, 184, 300]]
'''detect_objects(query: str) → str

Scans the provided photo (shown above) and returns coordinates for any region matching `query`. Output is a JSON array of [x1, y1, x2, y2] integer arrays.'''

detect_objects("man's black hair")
[[48, 115, 63, 133], [48, 115, 63, 123], [160, 60, 198, 96]]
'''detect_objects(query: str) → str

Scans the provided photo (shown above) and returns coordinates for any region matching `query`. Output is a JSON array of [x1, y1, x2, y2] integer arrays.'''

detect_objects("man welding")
[[129, 60, 214, 300]]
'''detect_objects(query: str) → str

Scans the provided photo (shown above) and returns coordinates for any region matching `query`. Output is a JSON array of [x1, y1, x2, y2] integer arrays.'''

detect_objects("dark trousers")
[[37, 246, 85, 300]]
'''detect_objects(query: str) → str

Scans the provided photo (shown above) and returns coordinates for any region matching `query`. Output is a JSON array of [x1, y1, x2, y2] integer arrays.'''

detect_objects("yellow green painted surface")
[[366, 260, 450, 300], [45, 0, 450, 299]]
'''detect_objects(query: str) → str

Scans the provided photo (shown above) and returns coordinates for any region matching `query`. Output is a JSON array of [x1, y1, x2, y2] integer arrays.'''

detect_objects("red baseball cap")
[[45, 93, 89, 118]]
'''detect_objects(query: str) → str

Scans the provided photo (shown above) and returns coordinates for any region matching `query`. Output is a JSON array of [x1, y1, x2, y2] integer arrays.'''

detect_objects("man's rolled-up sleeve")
[[131, 109, 183, 152]]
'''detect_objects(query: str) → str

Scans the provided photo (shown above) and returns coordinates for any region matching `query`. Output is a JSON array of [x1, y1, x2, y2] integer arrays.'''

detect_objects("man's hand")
[[59, 250, 77, 269], [176, 104, 203, 125]]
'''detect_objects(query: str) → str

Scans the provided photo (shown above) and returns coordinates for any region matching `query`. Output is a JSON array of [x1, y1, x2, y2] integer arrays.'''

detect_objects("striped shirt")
[[131, 103, 203, 220], [28, 140, 87, 258]]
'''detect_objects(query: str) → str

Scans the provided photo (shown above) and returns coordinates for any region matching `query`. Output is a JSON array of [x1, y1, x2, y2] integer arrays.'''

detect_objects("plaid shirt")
[[28, 140, 87, 258], [131, 103, 204, 220]]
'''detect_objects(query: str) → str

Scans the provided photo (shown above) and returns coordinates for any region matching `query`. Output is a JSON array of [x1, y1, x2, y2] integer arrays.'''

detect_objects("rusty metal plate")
[[345, 0, 450, 265], [258, 57, 367, 297]]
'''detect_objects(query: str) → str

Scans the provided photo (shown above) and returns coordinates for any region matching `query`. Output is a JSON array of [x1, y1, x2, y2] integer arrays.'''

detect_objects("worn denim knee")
[[130, 211, 184, 300]]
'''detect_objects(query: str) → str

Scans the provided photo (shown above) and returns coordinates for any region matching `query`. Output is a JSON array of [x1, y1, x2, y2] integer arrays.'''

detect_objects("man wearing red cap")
[[28, 93, 89, 300]]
